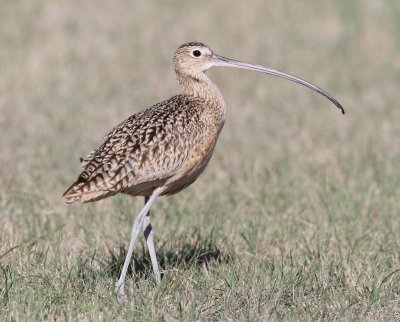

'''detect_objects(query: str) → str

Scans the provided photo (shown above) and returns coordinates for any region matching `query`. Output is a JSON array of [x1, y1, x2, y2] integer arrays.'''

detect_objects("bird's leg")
[[115, 189, 161, 296], [142, 196, 161, 283]]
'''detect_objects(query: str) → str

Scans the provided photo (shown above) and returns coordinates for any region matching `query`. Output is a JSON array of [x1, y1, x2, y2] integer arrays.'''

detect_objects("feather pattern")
[[63, 92, 225, 203]]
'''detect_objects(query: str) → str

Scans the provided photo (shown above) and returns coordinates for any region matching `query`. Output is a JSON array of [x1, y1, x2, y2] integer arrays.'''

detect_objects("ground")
[[1, 1, 399, 320]]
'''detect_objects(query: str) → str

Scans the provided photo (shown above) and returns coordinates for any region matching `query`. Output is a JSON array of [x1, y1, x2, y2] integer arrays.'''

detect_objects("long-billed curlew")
[[63, 42, 344, 295]]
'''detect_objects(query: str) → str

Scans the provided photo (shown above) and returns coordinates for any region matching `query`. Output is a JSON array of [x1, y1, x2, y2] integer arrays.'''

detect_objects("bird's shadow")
[[104, 231, 230, 281]]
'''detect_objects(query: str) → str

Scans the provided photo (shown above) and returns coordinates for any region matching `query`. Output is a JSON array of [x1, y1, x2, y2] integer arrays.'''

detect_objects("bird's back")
[[63, 94, 224, 203]]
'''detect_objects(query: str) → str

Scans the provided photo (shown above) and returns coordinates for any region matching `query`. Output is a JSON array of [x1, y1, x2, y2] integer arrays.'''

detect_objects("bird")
[[62, 42, 344, 295]]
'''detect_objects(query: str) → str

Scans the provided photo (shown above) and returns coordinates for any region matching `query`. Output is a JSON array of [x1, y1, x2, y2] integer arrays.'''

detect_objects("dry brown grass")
[[1, 1, 400, 320]]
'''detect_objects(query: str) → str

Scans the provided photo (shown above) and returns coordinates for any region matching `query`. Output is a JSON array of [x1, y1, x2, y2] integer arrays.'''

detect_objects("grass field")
[[1, 1, 400, 320]]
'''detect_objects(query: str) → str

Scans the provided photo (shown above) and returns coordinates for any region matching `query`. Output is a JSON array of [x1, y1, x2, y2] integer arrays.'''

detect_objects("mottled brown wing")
[[63, 95, 204, 203]]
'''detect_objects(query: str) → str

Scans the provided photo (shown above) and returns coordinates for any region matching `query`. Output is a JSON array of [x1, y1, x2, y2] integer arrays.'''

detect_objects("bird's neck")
[[177, 72, 226, 116]]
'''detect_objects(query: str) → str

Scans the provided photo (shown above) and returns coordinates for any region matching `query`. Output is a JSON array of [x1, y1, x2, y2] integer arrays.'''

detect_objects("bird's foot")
[[154, 270, 161, 284], [115, 280, 128, 304], [114, 280, 125, 297]]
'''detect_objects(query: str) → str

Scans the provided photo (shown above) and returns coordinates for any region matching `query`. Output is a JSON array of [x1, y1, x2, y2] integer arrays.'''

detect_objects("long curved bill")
[[212, 54, 345, 114]]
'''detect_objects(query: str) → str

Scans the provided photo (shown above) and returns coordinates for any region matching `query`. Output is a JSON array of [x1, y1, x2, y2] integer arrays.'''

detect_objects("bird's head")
[[173, 42, 215, 78], [173, 42, 345, 114]]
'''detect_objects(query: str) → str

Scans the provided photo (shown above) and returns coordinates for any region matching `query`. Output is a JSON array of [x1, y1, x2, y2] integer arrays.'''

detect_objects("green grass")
[[1, 0, 400, 320]]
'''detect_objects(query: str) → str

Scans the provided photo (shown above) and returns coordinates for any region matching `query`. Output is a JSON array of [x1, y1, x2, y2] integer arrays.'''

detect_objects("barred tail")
[[62, 177, 86, 204], [62, 176, 116, 204]]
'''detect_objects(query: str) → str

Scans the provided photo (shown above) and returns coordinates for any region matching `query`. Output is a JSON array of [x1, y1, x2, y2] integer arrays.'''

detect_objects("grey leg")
[[143, 196, 161, 283], [115, 188, 162, 296]]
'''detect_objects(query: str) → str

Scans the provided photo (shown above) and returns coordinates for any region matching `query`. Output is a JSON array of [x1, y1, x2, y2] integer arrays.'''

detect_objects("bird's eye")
[[192, 50, 201, 57]]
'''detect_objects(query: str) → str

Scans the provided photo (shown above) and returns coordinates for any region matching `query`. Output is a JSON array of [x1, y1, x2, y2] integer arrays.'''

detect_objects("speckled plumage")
[[63, 42, 344, 292], [63, 43, 226, 204], [63, 41, 344, 206]]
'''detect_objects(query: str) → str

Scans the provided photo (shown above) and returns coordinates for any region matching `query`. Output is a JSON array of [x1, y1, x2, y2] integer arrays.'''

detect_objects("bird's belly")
[[162, 125, 222, 196]]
